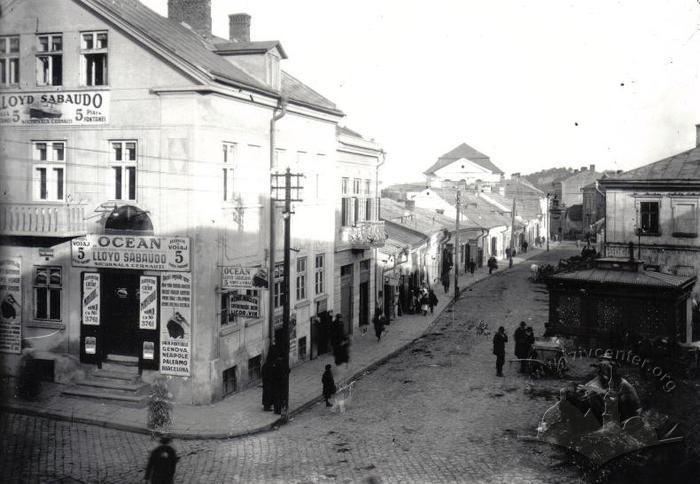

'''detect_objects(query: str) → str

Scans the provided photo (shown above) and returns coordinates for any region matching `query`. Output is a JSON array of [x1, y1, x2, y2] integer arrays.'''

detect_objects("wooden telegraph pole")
[[271, 167, 303, 421], [454, 190, 460, 299]]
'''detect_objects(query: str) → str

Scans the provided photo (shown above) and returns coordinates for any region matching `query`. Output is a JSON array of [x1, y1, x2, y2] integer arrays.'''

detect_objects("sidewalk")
[[0, 248, 547, 440]]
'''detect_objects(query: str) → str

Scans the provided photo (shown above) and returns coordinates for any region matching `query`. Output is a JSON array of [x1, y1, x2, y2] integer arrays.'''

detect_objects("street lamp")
[[545, 193, 551, 252]]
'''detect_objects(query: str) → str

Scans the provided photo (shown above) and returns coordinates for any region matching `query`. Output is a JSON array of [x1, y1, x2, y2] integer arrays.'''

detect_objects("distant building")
[[423, 143, 504, 189], [581, 181, 606, 238], [550, 165, 605, 239], [334, 126, 385, 334], [600, 125, 700, 300]]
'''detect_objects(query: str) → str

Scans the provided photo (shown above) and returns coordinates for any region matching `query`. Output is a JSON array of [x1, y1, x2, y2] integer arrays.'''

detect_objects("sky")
[[141, 0, 700, 184]]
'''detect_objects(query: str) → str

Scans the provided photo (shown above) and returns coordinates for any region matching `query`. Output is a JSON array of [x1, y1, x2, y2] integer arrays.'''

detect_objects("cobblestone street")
[[1, 246, 584, 484]]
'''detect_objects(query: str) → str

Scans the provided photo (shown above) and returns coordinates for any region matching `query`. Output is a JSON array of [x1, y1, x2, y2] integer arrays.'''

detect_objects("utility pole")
[[271, 168, 303, 421], [546, 193, 550, 252], [509, 196, 516, 268], [454, 190, 460, 299]]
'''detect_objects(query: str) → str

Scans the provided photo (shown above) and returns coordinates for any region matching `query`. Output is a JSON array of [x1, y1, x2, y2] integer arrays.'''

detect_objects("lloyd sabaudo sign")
[[72, 235, 190, 271], [0, 91, 109, 126]]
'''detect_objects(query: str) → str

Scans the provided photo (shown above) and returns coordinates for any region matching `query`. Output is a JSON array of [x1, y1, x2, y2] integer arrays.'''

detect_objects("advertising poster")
[[160, 272, 191, 376], [82, 273, 100, 326], [230, 292, 260, 319], [71, 235, 190, 271], [0, 257, 22, 354], [0, 91, 109, 126], [139, 276, 158, 330], [221, 266, 268, 290]]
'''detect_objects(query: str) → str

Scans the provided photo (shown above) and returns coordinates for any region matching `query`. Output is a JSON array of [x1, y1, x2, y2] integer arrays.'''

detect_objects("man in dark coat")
[[145, 436, 178, 484], [261, 355, 274, 411], [488, 256, 498, 274], [372, 308, 385, 341], [428, 289, 438, 314], [271, 355, 289, 415], [514, 321, 529, 373], [493, 326, 508, 377], [331, 314, 349, 365], [322, 364, 336, 407]]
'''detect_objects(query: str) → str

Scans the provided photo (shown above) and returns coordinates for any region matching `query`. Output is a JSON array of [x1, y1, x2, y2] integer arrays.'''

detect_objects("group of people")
[[400, 284, 439, 315], [261, 347, 291, 415], [491, 321, 536, 377]]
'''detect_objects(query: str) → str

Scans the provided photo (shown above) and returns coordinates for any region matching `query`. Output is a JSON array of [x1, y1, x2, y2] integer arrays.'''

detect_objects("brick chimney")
[[696, 124, 700, 147], [168, 0, 211, 38], [229, 13, 251, 42], [589, 164, 595, 172]]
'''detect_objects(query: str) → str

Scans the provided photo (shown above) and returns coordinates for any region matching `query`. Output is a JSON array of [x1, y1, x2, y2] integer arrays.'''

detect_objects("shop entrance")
[[101, 270, 140, 357]]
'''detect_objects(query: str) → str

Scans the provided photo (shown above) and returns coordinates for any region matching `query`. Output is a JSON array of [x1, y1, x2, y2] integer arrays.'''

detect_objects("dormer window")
[[265, 53, 280, 89]]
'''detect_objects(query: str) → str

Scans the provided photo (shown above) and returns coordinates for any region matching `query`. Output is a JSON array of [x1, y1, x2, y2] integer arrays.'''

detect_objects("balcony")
[[341, 220, 387, 250], [0, 202, 87, 237]]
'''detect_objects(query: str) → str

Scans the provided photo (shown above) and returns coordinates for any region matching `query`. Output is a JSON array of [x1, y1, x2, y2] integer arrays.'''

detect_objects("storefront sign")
[[221, 266, 268, 290], [82, 273, 100, 326], [230, 293, 260, 319], [72, 235, 190, 271], [0, 91, 109, 126], [160, 273, 191, 377], [139, 276, 158, 330], [38, 248, 54, 259], [0, 257, 22, 354]]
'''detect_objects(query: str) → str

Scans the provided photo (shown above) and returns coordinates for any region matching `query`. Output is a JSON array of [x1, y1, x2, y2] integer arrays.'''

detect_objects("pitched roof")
[[417, 188, 512, 228], [424, 142, 504, 176], [603, 146, 700, 183], [550, 265, 696, 289], [479, 191, 543, 220], [213, 40, 287, 58], [80, 0, 340, 114], [384, 222, 427, 248]]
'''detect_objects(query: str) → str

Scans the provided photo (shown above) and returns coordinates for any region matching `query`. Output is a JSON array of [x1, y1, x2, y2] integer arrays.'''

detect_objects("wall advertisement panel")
[[82, 273, 100, 326], [159, 273, 191, 376], [139, 276, 158, 330], [0, 257, 22, 354]]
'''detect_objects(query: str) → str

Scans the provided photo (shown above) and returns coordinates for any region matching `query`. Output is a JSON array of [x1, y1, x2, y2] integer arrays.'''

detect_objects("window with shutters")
[[273, 263, 284, 309], [222, 142, 236, 201], [32, 141, 65, 201], [0, 36, 20, 85], [33, 266, 62, 321], [36, 34, 62, 86], [639, 201, 660, 235], [314, 254, 324, 294], [110, 141, 137, 200], [81, 31, 108, 86], [296, 257, 307, 301], [673, 202, 697, 237]]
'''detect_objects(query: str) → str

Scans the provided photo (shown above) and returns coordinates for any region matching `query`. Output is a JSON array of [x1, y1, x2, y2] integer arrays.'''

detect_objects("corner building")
[[0, 0, 342, 404]]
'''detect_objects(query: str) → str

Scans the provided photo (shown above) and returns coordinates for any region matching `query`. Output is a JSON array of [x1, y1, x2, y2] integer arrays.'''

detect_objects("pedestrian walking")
[[322, 364, 336, 407], [145, 436, 178, 484], [372, 307, 385, 341], [487, 256, 498, 274], [428, 288, 438, 314], [493, 326, 508, 377], [420, 291, 429, 316], [261, 354, 274, 411], [441, 271, 450, 293], [468, 260, 476, 275], [522, 240, 528, 253], [514, 321, 528, 373]]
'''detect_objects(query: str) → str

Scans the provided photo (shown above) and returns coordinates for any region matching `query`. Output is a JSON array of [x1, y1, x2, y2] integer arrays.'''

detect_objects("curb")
[[1, 249, 546, 440]]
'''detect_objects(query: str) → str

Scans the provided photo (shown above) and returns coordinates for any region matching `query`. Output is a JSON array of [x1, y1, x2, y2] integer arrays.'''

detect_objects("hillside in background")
[[522, 167, 576, 191]]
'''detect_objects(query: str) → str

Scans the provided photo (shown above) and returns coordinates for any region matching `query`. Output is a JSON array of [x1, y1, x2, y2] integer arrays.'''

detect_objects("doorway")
[[101, 270, 140, 357], [340, 264, 353, 335]]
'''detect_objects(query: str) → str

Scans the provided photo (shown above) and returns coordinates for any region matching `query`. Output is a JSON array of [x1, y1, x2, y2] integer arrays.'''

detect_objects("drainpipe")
[[374, 149, 386, 312], [269, 96, 288, 353]]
